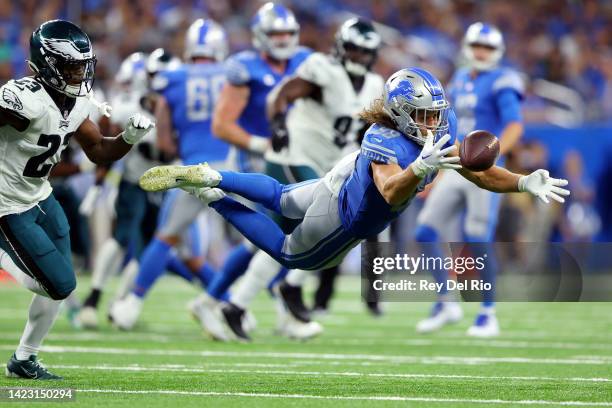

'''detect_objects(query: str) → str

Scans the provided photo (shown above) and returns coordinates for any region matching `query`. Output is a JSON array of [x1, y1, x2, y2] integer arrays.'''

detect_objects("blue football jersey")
[[154, 63, 229, 165], [339, 111, 458, 238], [224, 47, 311, 171], [448, 67, 524, 145]]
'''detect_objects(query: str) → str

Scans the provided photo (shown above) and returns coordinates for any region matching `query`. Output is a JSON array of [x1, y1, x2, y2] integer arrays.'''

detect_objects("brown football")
[[459, 130, 500, 171]]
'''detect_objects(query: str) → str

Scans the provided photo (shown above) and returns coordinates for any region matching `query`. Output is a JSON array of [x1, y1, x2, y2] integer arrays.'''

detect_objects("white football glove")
[[121, 114, 156, 145], [87, 92, 113, 118], [518, 169, 570, 204], [410, 131, 461, 178]]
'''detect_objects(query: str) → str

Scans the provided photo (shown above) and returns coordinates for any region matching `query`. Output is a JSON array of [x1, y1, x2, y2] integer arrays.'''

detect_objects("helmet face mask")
[[335, 18, 381, 77], [251, 2, 300, 61], [29, 19, 96, 97], [383, 68, 450, 146]]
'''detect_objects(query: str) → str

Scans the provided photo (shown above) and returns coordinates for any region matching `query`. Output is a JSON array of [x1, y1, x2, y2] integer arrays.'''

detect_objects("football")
[[459, 130, 500, 171]]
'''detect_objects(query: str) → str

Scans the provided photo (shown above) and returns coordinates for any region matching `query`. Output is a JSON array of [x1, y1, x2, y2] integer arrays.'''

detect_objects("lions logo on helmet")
[[251, 2, 300, 61], [383, 68, 450, 146], [462, 22, 505, 71], [184, 19, 228, 62], [28, 19, 96, 97], [335, 18, 381, 77]]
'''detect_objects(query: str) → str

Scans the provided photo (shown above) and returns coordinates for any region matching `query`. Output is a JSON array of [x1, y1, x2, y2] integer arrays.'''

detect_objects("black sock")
[[83, 289, 101, 308]]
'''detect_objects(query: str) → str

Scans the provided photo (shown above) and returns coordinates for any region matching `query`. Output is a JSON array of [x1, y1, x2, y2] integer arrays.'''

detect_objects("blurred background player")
[[212, 17, 384, 341], [190, 2, 311, 340], [109, 18, 231, 330], [414, 22, 524, 337], [75, 50, 183, 329]]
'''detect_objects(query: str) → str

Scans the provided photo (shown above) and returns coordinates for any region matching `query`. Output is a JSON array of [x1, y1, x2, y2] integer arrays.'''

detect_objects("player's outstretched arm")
[[212, 83, 268, 154], [154, 94, 177, 158], [266, 77, 319, 152], [372, 133, 461, 206], [458, 165, 570, 203], [74, 114, 155, 165]]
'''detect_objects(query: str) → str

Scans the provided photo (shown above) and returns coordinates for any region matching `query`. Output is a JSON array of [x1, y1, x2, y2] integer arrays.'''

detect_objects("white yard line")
[[0, 344, 608, 365], [52, 363, 611, 383], [77, 388, 612, 406], [2, 331, 610, 351]]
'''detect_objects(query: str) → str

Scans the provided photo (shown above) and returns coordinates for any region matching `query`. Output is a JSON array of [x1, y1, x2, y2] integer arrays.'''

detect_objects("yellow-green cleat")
[[138, 163, 222, 192]]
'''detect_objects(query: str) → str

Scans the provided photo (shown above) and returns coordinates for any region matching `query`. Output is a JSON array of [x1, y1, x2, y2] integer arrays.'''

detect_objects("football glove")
[[121, 114, 155, 145], [518, 169, 570, 203], [410, 132, 461, 178], [270, 113, 289, 152], [87, 92, 112, 118]]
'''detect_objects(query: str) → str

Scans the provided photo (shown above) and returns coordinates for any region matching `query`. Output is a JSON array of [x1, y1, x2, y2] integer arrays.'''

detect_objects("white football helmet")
[[462, 22, 505, 71], [251, 2, 300, 61], [184, 18, 228, 62], [115, 52, 147, 93]]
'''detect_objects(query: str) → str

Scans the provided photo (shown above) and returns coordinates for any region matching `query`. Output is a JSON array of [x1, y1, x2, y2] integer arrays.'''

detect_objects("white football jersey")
[[0, 77, 92, 216], [110, 91, 159, 184], [265, 52, 384, 175]]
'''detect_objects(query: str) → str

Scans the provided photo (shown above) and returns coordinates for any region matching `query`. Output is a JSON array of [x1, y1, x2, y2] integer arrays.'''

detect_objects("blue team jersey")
[[154, 63, 229, 165], [448, 67, 524, 164], [339, 110, 458, 238], [224, 47, 311, 171]]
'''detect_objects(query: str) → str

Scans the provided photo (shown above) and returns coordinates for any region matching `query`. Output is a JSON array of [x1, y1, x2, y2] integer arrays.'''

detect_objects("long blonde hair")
[[359, 98, 398, 131]]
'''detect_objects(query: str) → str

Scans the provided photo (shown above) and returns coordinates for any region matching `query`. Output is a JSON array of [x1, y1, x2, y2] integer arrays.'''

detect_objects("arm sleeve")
[[495, 88, 523, 126], [0, 81, 41, 121], [295, 53, 329, 87], [225, 56, 250, 86], [360, 128, 400, 165], [444, 108, 458, 148]]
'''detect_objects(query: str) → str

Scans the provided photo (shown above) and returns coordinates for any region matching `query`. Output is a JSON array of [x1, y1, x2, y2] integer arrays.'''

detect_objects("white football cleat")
[[188, 294, 230, 341], [181, 186, 225, 205], [466, 313, 500, 337], [416, 301, 463, 334], [274, 297, 289, 335], [108, 293, 143, 330], [139, 163, 222, 192], [76, 306, 99, 330], [243, 310, 257, 333], [282, 316, 324, 340]]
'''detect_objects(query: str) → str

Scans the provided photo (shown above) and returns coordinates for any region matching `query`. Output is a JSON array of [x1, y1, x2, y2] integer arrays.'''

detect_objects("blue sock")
[[209, 196, 285, 261], [166, 254, 195, 283], [133, 239, 172, 298], [219, 171, 283, 214], [195, 263, 216, 287], [414, 224, 449, 296], [465, 235, 497, 308], [208, 243, 254, 300]]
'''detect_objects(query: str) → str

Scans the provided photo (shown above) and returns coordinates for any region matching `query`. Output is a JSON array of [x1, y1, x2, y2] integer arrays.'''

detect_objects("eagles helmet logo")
[[3, 88, 23, 111]]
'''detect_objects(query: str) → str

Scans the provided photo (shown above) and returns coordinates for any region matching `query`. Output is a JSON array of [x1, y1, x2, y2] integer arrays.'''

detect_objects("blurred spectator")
[[0, 0, 609, 122]]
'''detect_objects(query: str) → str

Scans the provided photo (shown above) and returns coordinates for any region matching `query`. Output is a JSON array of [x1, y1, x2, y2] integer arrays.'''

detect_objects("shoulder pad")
[[360, 124, 403, 165], [0, 78, 43, 121], [296, 52, 331, 86], [492, 69, 525, 97], [225, 53, 252, 86]]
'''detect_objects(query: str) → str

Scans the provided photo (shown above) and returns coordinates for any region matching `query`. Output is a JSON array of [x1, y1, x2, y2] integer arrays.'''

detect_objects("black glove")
[[270, 113, 289, 152]]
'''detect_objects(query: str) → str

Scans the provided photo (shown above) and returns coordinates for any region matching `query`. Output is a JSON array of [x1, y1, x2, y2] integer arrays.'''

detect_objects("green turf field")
[[0, 275, 610, 407]]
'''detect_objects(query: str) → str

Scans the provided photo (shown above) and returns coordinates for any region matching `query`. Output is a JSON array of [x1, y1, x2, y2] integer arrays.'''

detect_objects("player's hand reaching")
[[518, 169, 570, 203], [410, 131, 462, 178], [270, 113, 289, 152], [122, 114, 156, 145]]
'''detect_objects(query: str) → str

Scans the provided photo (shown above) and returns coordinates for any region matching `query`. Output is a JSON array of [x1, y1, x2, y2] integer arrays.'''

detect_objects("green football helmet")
[[28, 19, 96, 97]]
